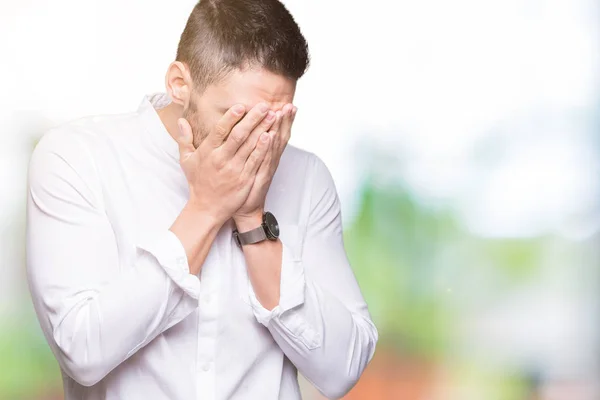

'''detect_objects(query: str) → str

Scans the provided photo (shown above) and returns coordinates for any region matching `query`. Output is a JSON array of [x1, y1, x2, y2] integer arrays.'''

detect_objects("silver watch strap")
[[237, 225, 267, 245]]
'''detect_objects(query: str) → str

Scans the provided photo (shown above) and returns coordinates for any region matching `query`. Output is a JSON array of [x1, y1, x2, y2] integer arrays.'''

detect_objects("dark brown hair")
[[176, 0, 310, 91]]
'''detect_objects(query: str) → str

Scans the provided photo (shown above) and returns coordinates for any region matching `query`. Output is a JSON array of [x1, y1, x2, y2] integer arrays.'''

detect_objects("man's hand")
[[233, 103, 297, 230], [175, 102, 277, 225]]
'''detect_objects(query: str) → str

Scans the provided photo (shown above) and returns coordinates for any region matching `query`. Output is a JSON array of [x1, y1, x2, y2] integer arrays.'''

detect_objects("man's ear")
[[165, 61, 193, 107]]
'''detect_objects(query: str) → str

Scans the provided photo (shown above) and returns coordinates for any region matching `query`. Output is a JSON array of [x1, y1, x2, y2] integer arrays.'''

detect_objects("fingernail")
[[258, 103, 269, 113], [233, 104, 245, 115], [292, 106, 298, 116], [261, 132, 270, 142], [177, 119, 184, 134], [266, 111, 275, 121]]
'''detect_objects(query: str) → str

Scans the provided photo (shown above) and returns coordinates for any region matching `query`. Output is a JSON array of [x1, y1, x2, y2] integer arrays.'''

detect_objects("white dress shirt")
[[26, 93, 378, 400]]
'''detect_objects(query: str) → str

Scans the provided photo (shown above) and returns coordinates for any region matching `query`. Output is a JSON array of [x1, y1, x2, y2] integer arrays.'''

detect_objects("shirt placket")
[[196, 244, 220, 400]]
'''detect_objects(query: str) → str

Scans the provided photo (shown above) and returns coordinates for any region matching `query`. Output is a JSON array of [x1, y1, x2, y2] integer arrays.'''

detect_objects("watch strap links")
[[234, 225, 268, 247]]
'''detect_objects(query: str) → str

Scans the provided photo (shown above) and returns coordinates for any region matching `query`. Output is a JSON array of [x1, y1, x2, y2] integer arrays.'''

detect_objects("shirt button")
[[203, 294, 212, 304], [202, 363, 211, 372]]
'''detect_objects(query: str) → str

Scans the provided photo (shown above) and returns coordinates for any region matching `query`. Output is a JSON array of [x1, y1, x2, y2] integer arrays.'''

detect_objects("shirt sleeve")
[[26, 129, 200, 387], [247, 155, 378, 399]]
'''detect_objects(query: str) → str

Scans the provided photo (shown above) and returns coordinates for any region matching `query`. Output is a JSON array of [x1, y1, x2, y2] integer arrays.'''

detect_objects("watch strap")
[[235, 225, 268, 246]]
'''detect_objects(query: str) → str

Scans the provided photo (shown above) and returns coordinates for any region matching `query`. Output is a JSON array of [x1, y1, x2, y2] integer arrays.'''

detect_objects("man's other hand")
[[233, 103, 297, 228]]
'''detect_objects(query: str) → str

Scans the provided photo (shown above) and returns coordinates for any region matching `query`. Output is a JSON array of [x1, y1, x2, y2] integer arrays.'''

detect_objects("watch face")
[[263, 212, 279, 239]]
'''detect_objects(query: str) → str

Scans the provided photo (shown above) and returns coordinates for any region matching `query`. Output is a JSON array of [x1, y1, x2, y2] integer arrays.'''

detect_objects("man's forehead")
[[210, 68, 296, 112]]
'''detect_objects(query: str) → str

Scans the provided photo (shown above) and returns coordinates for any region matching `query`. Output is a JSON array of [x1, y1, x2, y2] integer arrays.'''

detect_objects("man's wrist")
[[233, 209, 264, 232], [181, 201, 224, 230], [185, 196, 230, 226], [170, 202, 225, 275]]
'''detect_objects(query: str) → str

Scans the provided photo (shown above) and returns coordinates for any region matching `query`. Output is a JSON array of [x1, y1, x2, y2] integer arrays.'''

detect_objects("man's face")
[[184, 67, 296, 148]]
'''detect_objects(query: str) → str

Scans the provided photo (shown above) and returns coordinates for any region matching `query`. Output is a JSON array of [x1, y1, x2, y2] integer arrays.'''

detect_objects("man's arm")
[[26, 130, 208, 387], [237, 156, 378, 399]]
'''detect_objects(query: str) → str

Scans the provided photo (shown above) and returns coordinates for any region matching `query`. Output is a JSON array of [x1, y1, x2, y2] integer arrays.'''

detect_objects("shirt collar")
[[138, 93, 180, 162]]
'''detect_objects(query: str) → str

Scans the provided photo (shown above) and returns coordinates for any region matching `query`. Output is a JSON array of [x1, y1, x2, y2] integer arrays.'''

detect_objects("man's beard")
[[183, 99, 210, 149]]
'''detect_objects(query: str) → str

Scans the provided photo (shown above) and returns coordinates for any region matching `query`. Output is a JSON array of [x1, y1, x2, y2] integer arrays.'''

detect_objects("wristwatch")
[[233, 212, 280, 247]]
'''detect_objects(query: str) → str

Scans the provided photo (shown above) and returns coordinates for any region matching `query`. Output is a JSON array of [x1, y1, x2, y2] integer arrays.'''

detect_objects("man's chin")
[[192, 131, 210, 149]]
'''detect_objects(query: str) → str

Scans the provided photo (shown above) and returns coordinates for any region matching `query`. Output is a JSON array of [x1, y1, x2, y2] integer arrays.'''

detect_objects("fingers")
[[269, 111, 283, 137], [269, 104, 294, 157], [278, 104, 295, 142], [221, 102, 270, 158], [235, 110, 277, 162], [206, 104, 246, 148], [241, 132, 271, 180], [256, 132, 274, 179], [176, 118, 196, 162], [264, 110, 282, 151]]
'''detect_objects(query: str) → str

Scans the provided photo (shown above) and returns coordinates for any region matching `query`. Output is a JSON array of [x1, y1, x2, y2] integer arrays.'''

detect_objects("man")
[[26, 0, 377, 399]]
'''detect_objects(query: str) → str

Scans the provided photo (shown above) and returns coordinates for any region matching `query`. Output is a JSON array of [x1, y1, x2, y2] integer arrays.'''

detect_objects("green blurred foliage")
[[0, 317, 62, 399], [344, 177, 545, 369], [479, 239, 545, 281], [345, 181, 458, 357]]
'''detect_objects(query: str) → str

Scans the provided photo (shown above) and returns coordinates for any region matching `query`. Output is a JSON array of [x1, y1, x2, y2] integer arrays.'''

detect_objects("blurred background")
[[1, 0, 599, 399]]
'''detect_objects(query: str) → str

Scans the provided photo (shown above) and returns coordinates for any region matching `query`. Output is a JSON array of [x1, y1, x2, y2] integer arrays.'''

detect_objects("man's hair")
[[176, 0, 310, 91]]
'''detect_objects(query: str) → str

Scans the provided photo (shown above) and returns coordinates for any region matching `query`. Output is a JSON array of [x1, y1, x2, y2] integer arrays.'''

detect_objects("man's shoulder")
[[33, 111, 138, 162], [269, 145, 338, 226], [280, 145, 332, 181], [29, 110, 139, 187], [280, 143, 312, 165], [278, 144, 319, 180], [37, 110, 137, 148], [275, 144, 336, 200]]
